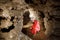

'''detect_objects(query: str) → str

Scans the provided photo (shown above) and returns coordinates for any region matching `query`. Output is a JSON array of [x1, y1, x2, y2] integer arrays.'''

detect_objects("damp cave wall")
[[0, 0, 60, 40]]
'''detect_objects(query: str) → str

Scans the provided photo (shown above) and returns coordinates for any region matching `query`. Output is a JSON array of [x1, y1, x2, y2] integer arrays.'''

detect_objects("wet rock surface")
[[0, 0, 60, 40]]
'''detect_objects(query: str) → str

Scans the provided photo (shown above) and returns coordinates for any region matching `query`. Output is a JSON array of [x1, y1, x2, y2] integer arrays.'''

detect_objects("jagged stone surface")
[[0, 0, 60, 40]]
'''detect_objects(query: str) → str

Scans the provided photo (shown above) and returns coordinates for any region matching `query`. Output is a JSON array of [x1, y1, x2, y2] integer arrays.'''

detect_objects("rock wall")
[[0, 0, 60, 40]]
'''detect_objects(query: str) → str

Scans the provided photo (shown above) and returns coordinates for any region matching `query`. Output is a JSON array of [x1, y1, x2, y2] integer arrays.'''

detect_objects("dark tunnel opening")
[[22, 11, 31, 35], [23, 11, 30, 25]]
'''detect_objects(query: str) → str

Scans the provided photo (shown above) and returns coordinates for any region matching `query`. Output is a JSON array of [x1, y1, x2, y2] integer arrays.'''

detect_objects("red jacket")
[[30, 20, 40, 35]]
